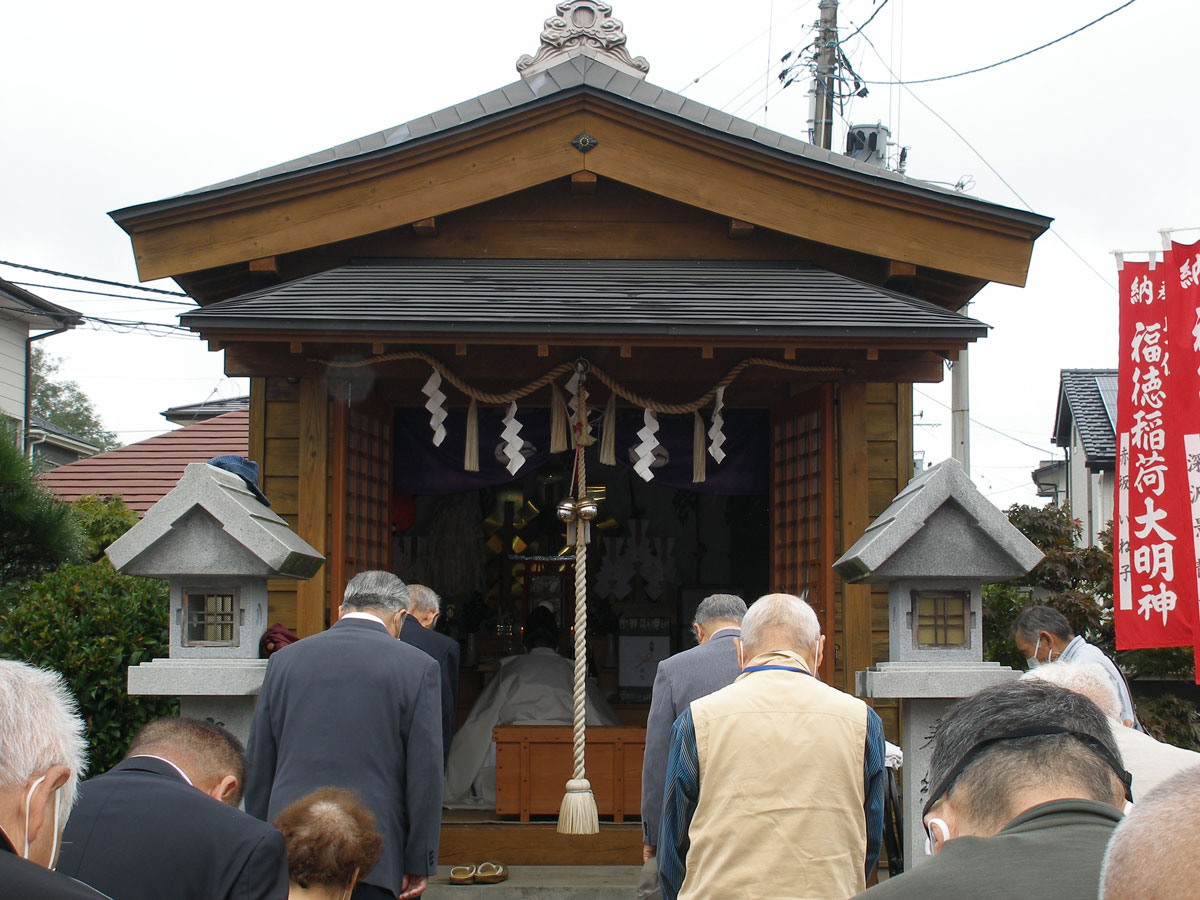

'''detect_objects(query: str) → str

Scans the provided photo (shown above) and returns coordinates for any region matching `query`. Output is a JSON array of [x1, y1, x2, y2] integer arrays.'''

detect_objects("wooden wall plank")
[[295, 377, 329, 637], [837, 382, 872, 695]]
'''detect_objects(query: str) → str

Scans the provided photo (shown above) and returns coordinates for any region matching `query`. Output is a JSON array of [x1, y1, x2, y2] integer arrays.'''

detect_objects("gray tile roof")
[[150, 55, 1046, 233], [161, 396, 250, 424], [1053, 368, 1117, 468], [179, 259, 989, 340]]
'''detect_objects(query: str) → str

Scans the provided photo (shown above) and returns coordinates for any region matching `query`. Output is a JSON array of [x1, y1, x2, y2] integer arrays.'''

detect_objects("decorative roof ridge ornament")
[[517, 1, 649, 80]]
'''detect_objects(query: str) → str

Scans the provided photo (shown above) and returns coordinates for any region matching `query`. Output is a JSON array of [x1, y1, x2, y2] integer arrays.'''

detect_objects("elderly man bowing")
[[658, 593, 884, 900], [246, 571, 443, 900]]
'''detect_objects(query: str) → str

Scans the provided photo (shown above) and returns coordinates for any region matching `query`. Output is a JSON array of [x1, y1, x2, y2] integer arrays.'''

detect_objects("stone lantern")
[[833, 457, 1042, 868], [107, 461, 324, 743]]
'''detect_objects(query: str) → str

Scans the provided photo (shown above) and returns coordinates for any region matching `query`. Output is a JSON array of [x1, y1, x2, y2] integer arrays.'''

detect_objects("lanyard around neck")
[[742, 664, 813, 676]]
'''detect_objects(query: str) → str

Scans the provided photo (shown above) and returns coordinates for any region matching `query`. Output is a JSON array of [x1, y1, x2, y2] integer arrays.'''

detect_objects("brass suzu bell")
[[556, 498, 577, 522], [575, 498, 599, 521]]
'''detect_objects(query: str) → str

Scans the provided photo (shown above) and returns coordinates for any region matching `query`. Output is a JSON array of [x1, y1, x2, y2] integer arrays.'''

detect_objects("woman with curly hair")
[[273, 787, 383, 900]]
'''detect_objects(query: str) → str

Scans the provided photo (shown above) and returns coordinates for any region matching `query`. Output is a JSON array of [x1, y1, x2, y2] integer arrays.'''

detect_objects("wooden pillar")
[[296, 376, 329, 637], [837, 382, 872, 694], [329, 382, 349, 626], [248, 377, 266, 468]]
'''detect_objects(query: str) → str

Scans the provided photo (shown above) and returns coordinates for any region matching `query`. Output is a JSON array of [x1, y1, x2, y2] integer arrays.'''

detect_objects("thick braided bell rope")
[[558, 382, 598, 834]]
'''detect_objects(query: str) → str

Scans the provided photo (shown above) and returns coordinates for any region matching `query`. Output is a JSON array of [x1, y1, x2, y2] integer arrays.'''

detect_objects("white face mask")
[[923, 816, 950, 856], [23, 773, 63, 869], [1026, 636, 1055, 670]]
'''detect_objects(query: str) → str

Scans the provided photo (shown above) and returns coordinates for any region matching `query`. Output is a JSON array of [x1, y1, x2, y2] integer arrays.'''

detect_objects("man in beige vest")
[[657, 593, 884, 900]]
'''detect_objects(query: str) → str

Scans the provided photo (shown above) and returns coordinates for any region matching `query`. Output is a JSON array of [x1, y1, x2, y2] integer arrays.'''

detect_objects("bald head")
[[1021, 661, 1121, 720], [126, 717, 245, 805], [1101, 765, 1200, 899], [739, 593, 821, 667]]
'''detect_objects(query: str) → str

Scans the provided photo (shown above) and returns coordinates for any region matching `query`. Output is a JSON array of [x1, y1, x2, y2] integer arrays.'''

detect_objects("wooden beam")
[[295, 377, 329, 638], [784, 347, 797, 360], [886, 261, 917, 279], [248, 256, 278, 273], [571, 171, 598, 194], [866, 348, 879, 361], [456, 344, 468, 356], [537, 344, 550, 358], [896, 382, 914, 487], [412, 217, 438, 237], [248, 377, 266, 473], [329, 384, 348, 630], [371, 342, 384, 355], [620, 345, 632, 359], [837, 382, 872, 695], [290, 340, 303, 354], [701, 346, 713, 359], [728, 218, 755, 239]]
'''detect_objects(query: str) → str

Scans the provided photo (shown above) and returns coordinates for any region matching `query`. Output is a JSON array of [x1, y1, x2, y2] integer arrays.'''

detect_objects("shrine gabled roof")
[[113, 54, 1047, 235], [1053, 368, 1117, 469], [179, 259, 989, 341]]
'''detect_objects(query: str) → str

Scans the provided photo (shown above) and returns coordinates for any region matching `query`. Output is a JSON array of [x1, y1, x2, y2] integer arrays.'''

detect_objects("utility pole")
[[812, 0, 838, 150], [950, 307, 971, 475]]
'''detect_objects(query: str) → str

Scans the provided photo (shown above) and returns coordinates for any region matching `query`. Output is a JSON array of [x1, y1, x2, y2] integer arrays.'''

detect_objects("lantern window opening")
[[912, 589, 969, 649], [183, 588, 240, 647]]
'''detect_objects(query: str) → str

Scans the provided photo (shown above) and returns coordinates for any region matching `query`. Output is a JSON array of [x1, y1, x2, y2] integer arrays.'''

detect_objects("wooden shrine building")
[[110, 2, 1049, 751]]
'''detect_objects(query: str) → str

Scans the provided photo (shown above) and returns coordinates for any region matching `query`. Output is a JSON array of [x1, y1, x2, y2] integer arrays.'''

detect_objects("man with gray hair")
[[639, 594, 746, 900], [247, 570, 443, 900], [1100, 764, 1200, 899], [658, 593, 884, 900], [399, 584, 460, 767], [1013, 605, 1137, 726], [855, 679, 1130, 899], [1022, 660, 1200, 798], [0, 660, 106, 898]]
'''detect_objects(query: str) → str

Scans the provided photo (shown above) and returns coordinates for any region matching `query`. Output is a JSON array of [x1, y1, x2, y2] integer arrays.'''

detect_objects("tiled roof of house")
[[161, 395, 250, 425], [0, 277, 82, 328], [1053, 369, 1117, 469], [38, 409, 249, 514]]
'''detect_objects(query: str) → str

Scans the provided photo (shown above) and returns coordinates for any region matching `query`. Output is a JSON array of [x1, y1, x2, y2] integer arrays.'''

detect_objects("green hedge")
[[0, 559, 177, 774]]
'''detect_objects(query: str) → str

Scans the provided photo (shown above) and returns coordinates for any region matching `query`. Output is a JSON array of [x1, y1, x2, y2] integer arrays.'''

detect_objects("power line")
[[913, 386, 1058, 456], [0, 304, 197, 338], [0, 258, 188, 296], [679, 0, 816, 94], [856, 29, 1117, 293], [841, 0, 890, 43], [862, 0, 1138, 85], [9, 280, 195, 306]]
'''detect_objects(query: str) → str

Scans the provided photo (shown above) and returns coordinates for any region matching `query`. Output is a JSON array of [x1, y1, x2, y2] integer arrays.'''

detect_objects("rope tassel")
[[463, 398, 479, 472], [599, 394, 617, 466], [550, 384, 570, 454]]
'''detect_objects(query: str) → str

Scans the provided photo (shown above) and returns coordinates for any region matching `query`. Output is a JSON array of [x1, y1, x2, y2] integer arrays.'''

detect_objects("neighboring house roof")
[[1053, 369, 1117, 470], [0, 277, 83, 329], [161, 395, 250, 425], [26, 415, 100, 458], [39, 409, 248, 514], [181, 259, 989, 340]]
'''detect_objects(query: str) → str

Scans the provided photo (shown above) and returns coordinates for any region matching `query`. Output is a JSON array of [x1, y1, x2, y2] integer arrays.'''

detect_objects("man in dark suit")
[[246, 570, 443, 900], [399, 584, 460, 767], [56, 717, 289, 900], [0, 660, 109, 899], [638, 593, 747, 900]]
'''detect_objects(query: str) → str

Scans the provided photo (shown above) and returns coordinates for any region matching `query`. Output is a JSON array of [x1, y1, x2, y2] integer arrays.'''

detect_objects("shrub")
[[0, 560, 177, 774], [1136, 693, 1200, 750], [71, 494, 139, 561], [0, 434, 81, 582]]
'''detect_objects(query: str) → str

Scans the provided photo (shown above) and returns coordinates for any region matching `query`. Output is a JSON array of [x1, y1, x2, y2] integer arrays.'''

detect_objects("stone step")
[[423, 865, 641, 899]]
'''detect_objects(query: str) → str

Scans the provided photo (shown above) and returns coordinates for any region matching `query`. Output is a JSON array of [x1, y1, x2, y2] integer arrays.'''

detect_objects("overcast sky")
[[3, 0, 1196, 510]]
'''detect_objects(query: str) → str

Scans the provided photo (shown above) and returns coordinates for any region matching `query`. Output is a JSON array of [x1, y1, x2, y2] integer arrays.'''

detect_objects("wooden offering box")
[[493, 726, 646, 822]]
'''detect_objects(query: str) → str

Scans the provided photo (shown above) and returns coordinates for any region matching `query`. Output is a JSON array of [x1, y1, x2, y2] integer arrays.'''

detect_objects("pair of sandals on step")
[[449, 862, 508, 885]]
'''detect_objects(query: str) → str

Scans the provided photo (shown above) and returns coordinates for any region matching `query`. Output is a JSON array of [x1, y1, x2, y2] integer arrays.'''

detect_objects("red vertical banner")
[[1114, 256, 1198, 652], [1163, 238, 1200, 681]]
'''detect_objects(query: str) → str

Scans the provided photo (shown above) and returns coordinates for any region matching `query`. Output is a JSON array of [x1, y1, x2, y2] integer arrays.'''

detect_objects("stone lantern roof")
[[834, 457, 1042, 584], [107, 462, 324, 579]]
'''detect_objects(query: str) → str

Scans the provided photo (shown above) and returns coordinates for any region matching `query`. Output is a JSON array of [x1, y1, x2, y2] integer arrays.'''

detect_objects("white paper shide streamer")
[[565, 372, 593, 444], [500, 402, 526, 475], [422, 371, 448, 447], [708, 385, 727, 463], [632, 409, 660, 482]]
